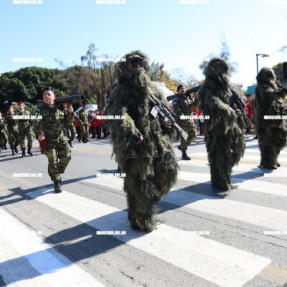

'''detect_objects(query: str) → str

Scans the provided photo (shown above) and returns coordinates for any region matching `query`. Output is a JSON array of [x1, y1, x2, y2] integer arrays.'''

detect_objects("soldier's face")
[[178, 87, 185, 95], [43, 90, 55, 105], [9, 107, 14, 113], [68, 106, 73, 113], [19, 103, 24, 110]]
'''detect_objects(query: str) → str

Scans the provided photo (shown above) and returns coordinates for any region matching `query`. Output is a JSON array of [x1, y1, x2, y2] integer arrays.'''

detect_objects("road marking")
[[84, 175, 287, 231], [259, 264, 287, 286], [26, 188, 271, 287], [0, 207, 104, 287]]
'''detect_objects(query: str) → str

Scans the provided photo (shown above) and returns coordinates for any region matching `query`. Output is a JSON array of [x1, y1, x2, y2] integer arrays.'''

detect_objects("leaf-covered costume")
[[107, 50, 178, 231], [199, 57, 245, 191], [255, 67, 287, 169]]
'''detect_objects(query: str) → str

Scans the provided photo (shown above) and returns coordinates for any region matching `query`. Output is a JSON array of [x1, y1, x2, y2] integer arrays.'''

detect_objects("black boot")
[[14, 146, 18, 153], [21, 148, 26, 158], [12, 148, 15, 156], [68, 139, 73, 147], [4, 144, 7, 150], [54, 180, 62, 193], [182, 149, 191, 160], [28, 148, 33, 156]]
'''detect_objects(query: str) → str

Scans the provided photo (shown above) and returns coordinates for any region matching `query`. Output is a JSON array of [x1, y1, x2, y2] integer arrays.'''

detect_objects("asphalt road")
[[0, 135, 287, 287]]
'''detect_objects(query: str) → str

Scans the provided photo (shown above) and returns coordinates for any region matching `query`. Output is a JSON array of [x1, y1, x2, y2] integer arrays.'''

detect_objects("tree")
[[149, 62, 164, 81]]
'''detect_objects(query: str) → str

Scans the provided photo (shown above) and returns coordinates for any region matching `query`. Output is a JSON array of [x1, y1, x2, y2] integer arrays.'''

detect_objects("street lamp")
[[256, 53, 269, 74]]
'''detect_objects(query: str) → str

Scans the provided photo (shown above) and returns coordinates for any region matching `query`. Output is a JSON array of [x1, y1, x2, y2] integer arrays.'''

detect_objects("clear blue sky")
[[0, 0, 286, 88]]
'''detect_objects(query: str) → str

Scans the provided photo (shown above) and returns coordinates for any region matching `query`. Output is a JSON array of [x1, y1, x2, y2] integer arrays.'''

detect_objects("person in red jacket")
[[74, 117, 81, 142], [94, 110, 102, 139], [244, 95, 253, 134]]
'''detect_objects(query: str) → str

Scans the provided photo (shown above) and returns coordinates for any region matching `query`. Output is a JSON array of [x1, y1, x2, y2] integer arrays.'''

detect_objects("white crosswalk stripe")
[[0, 208, 104, 287]]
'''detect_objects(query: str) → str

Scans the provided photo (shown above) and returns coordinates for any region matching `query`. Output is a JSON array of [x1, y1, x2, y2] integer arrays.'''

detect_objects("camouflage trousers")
[[8, 128, 19, 149], [45, 140, 71, 182], [178, 120, 197, 150], [66, 125, 76, 141], [0, 131, 8, 147], [80, 123, 89, 140], [19, 128, 34, 149]]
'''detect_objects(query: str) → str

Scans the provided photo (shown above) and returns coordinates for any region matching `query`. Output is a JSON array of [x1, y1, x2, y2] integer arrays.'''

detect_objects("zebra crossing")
[[0, 138, 287, 287]]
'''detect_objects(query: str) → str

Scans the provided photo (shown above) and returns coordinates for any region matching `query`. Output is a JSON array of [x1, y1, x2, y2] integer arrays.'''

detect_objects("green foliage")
[[0, 66, 65, 112]]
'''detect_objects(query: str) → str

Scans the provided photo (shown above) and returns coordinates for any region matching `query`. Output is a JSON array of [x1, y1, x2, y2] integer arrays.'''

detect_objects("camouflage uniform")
[[65, 112, 76, 146], [199, 57, 245, 191], [35, 103, 71, 182], [107, 50, 178, 231], [0, 116, 8, 152], [172, 93, 197, 156], [16, 109, 34, 155], [255, 67, 287, 169], [5, 112, 19, 155], [78, 109, 90, 142]]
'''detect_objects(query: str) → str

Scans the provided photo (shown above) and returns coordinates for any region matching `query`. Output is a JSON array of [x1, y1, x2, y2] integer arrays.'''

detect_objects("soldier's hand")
[[38, 133, 45, 141], [162, 119, 172, 128], [136, 135, 144, 144]]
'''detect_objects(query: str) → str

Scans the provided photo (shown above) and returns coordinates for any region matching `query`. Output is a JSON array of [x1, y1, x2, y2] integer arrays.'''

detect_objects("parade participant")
[[199, 57, 245, 190], [172, 85, 198, 160], [35, 87, 71, 193], [78, 104, 90, 143], [65, 104, 76, 147], [107, 50, 178, 231], [5, 105, 19, 156], [255, 67, 287, 169], [244, 95, 253, 134], [0, 111, 8, 152], [16, 101, 34, 157]]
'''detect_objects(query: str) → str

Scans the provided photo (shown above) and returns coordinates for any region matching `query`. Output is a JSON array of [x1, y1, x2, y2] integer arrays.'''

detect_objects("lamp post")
[[256, 53, 269, 74]]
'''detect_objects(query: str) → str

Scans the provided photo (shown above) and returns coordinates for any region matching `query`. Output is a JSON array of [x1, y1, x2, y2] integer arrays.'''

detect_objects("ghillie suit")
[[255, 67, 287, 169], [199, 57, 245, 191], [107, 50, 178, 231]]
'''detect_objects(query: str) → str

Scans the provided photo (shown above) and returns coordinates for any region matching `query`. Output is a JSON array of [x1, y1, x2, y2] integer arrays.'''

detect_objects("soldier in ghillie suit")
[[172, 84, 198, 160], [255, 67, 287, 169], [35, 87, 71, 193], [16, 101, 35, 157], [199, 57, 245, 191], [107, 50, 178, 231]]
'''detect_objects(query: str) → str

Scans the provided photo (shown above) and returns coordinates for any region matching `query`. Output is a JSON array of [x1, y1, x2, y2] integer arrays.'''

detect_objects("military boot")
[[182, 149, 191, 160], [68, 139, 73, 147], [54, 180, 62, 193], [4, 144, 7, 150], [21, 148, 26, 158], [11, 148, 15, 156], [28, 148, 33, 156], [14, 146, 18, 153]]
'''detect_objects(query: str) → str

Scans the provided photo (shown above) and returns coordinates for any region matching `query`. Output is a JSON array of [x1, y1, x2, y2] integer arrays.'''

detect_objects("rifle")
[[37, 94, 86, 106], [149, 94, 188, 141], [166, 85, 202, 102]]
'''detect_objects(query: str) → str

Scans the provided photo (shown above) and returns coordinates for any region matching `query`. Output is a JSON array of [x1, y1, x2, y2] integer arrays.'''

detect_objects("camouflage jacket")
[[35, 103, 67, 141], [5, 113, 18, 131], [16, 109, 33, 131], [65, 112, 76, 127], [78, 109, 90, 125], [172, 94, 198, 121]]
